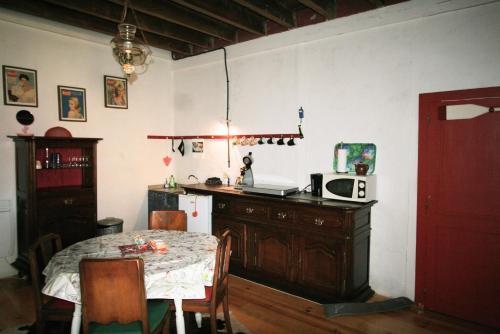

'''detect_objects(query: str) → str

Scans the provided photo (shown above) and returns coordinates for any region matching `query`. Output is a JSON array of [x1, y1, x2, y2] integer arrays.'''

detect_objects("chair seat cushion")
[[89, 300, 169, 334], [183, 286, 213, 303], [45, 297, 75, 311]]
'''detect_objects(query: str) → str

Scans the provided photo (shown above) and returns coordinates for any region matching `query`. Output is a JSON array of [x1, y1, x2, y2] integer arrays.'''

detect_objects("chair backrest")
[[28, 233, 63, 314], [212, 230, 232, 308], [149, 210, 187, 231], [79, 258, 149, 334]]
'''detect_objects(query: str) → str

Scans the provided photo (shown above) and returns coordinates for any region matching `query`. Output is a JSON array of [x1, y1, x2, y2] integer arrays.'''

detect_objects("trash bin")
[[96, 217, 123, 236]]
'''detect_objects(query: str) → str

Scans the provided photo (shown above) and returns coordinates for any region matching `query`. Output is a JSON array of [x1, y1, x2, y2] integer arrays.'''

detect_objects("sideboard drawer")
[[38, 192, 95, 209], [295, 208, 344, 231], [232, 200, 268, 220], [213, 197, 231, 214]]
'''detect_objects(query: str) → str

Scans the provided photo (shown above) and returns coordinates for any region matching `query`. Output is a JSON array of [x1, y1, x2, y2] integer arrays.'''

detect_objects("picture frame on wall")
[[104, 75, 128, 109], [192, 141, 204, 153], [2, 65, 38, 107], [58, 85, 87, 122]]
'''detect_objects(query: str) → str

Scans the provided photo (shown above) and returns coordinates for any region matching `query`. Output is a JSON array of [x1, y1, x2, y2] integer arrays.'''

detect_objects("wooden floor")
[[0, 274, 496, 334]]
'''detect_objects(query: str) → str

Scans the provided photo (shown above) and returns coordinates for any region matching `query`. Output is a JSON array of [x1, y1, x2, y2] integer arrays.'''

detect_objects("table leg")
[[71, 303, 82, 334], [174, 298, 185, 334], [195, 312, 202, 328]]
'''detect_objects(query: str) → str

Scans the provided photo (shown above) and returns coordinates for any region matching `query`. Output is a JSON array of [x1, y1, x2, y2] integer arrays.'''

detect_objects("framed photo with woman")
[[58, 86, 87, 122], [2, 65, 38, 107], [104, 75, 128, 109]]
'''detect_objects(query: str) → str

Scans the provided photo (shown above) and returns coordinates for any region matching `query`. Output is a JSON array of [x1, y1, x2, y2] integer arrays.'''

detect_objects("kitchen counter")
[[182, 183, 377, 210]]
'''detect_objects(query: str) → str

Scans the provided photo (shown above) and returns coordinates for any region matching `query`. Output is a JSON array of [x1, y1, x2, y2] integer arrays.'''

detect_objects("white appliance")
[[322, 173, 376, 203], [178, 194, 212, 234]]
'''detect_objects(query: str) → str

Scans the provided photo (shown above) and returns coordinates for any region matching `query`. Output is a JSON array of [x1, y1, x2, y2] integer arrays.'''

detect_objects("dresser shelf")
[[8, 135, 101, 275]]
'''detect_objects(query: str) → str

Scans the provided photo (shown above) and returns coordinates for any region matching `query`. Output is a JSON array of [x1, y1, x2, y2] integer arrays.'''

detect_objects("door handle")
[[277, 212, 287, 220], [63, 198, 74, 205], [314, 217, 324, 226]]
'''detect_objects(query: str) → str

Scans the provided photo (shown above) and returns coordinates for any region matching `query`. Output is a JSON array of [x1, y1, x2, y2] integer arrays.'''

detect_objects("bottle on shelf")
[[44, 148, 50, 169]]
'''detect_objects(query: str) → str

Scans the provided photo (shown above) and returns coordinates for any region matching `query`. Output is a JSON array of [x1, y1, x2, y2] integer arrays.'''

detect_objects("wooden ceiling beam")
[[170, 0, 265, 35], [232, 0, 296, 29], [297, 0, 336, 20], [42, 0, 210, 49], [0, 0, 192, 55], [107, 0, 236, 42]]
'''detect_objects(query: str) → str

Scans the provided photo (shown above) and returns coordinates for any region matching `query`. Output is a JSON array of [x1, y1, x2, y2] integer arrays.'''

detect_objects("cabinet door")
[[38, 207, 96, 248], [212, 216, 246, 270], [296, 235, 344, 296], [249, 225, 293, 281], [147, 191, 179, 213]]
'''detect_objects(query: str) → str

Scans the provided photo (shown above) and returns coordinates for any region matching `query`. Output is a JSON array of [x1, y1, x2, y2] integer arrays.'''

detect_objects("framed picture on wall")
[[192, 140, 204, 153], [104, 75, 128, 109], [2, 65, 38, 107], [58, 86, 87, 122]]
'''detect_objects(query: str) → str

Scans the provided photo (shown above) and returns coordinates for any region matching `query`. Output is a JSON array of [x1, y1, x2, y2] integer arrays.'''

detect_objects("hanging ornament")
[[178, 139, 185, 156], [192, 196, 198, 217]]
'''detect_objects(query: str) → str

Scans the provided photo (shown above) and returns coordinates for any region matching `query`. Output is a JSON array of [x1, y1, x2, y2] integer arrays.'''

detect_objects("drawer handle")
[[63, 198, 74, 205], [314, 217, 324, 226], [245, 207, 254, 214], [217, 202, 226, 209], [277, 212, 287, 220]]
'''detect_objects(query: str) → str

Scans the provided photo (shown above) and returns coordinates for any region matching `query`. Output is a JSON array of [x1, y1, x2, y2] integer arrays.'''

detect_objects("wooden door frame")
[[415, 86, 500, 308]]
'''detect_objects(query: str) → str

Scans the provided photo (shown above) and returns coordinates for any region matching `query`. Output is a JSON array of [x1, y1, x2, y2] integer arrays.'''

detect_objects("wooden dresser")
[[183, 184, 377, 303]]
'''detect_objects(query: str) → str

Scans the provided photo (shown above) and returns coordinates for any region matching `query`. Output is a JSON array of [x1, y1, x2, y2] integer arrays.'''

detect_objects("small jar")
[[355, 163, 369, 176]]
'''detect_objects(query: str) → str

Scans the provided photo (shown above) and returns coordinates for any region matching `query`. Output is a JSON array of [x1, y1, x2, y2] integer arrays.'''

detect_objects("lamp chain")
[[120, 0, 129, 23], [130, 4, 149, 46]]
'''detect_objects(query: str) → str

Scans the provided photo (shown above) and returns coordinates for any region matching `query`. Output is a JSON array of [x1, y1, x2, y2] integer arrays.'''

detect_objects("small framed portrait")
[[2, 65, 38, 107], [104, 75, 128, 109], [58, 86, 87, 122], [192, 140, 204, 153]]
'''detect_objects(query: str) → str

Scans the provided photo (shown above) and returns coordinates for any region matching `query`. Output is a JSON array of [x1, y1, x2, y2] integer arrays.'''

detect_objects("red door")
[[416, 87, 500, 329]]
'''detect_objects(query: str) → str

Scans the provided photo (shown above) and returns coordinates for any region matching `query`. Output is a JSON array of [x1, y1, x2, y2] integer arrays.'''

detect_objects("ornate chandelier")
[[110, 0, 152, 76]]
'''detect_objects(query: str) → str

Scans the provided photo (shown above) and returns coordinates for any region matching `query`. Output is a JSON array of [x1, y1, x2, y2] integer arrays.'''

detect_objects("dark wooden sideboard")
[[182, 184, 377, 303]]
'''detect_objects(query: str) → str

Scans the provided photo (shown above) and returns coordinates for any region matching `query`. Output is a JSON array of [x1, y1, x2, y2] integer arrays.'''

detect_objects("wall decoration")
[[104, 75, 128, 109], [58, 86, 87, 122], [192, 140, 204, 153], [333, 143, 376, 175], [2, 65, 38, 107]]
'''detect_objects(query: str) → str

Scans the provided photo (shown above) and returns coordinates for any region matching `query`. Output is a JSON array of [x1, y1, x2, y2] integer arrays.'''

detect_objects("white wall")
[[171, 0, 500, 298], [0, 9, 175, 276]]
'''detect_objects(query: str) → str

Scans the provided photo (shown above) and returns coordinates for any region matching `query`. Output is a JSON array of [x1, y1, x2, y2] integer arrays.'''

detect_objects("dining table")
[[42, 229, 218, 334]]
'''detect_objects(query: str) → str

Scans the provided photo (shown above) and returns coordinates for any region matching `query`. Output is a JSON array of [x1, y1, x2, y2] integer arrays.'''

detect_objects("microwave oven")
[[322, 173, 376, 202]]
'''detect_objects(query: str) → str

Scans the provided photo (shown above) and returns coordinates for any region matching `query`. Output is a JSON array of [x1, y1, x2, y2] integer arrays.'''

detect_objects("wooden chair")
[[79, 257, 170, 334], [149, 210, 187, 231], [168, 230, 232, 334], [28, 233, 74, 334]]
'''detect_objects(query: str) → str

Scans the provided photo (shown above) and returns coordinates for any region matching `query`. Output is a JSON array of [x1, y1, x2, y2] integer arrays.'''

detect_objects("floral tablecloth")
[[42, 230, 218, 304]]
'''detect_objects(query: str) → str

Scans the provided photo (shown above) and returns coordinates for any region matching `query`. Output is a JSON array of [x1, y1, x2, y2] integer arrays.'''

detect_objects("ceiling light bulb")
[[122, 63, 135, 74]]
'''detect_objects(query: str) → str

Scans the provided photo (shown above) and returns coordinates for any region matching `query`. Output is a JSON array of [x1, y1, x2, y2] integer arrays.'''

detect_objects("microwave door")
[[325, 179, 355, 198]]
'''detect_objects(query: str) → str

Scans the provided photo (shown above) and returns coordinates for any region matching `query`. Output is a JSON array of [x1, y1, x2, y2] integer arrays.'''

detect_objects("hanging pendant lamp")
[[110, 0, 152, 76]]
